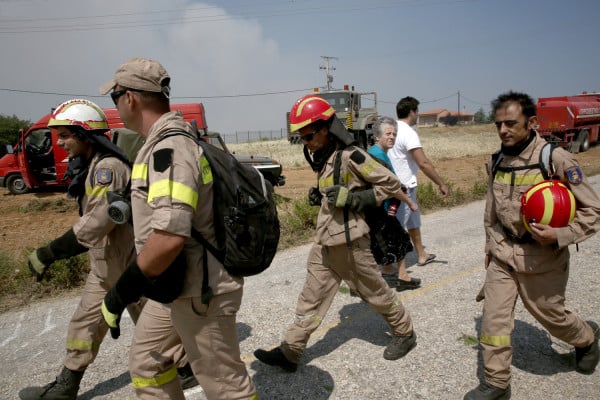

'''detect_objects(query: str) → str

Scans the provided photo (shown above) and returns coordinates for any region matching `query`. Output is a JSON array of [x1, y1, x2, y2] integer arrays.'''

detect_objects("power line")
[[0, 87, 316, 99], [0, 0, 477, 34]]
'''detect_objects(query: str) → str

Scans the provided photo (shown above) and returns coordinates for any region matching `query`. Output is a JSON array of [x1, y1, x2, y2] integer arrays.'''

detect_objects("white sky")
[[1, 0, 599, 134]]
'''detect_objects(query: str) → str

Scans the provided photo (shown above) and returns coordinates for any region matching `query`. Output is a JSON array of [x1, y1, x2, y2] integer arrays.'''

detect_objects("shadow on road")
[[470, 316, 574, 384], [78, 371, 130, 400]]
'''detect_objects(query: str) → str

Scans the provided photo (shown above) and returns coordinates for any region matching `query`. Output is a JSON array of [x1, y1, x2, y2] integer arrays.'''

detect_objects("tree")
[[474, 107, 489, 124], [0, 114, 31, 157]]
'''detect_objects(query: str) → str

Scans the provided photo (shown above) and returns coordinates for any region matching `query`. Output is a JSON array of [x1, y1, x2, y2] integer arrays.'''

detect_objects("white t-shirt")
[[388, 120, 422, 189]]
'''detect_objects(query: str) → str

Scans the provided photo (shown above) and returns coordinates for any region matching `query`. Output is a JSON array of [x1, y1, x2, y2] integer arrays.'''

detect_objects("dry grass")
[[227, 124, 499, 168]]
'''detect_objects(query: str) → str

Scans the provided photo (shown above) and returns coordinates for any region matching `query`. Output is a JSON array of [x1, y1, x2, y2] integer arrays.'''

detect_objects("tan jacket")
[[131, 111, 242, 297], [484, 133, 600, 273], [73, 153, 136, 284], [316, 145, 403, 246]]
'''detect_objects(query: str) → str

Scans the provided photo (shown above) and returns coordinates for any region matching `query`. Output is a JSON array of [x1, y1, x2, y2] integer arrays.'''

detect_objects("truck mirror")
[[5, 144, 14, 154]]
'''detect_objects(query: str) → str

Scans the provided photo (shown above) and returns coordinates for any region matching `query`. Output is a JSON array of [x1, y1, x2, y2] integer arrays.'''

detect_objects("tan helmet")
[[48, 99, 109, 131]]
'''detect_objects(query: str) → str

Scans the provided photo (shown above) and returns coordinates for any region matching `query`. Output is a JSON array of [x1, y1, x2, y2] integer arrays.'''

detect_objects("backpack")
[[491, 142, 556, 181], [159, 131, 280, 276], [332, 146, 413, 262]]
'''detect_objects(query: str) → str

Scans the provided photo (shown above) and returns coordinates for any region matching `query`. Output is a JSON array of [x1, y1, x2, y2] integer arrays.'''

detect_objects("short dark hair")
[[396, 96, 419, 119], [491, 91, 536, 119]]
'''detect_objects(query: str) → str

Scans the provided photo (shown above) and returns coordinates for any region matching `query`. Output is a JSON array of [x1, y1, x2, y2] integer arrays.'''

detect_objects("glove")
[[27, 229, 88, 282], [102, 289, 125, 339], [27, 247, 54, 282], [308, 186, 323, 206], [325, 185, 377, 212], [102, 259, 147, 339]]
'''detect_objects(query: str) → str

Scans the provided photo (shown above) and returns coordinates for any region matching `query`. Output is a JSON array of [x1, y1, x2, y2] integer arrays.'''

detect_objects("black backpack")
[[158, 131, 280, 300]]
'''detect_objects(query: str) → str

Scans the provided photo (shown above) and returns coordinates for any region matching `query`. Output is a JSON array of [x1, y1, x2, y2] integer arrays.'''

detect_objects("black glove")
[[102, 259, 147, 339], [102, 288, 126, 339], [308, 186, 323, 206], [324, 185, 377, 212], [27, 246, 55, 282], [27, 229, 88, 281]]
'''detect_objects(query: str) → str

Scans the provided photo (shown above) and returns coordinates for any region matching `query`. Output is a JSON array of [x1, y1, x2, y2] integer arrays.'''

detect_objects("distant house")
[[418, 108, 474, 127]]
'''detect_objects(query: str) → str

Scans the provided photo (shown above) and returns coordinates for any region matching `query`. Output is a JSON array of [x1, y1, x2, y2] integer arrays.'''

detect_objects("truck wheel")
[[578, 130, 590, 152], [6, 174, 29, 195]]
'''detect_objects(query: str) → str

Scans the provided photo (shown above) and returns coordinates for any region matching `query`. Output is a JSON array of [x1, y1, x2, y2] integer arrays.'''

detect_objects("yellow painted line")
[[243, 265, 484, 362]]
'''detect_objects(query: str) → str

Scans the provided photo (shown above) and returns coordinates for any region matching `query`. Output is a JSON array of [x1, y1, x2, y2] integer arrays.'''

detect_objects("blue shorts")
[[396, 187, 421, 230]]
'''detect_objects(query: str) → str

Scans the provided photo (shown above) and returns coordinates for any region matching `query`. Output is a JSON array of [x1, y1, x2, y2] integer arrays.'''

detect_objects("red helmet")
[[521, 180, 576, 232], [289, 95, 335, 132]]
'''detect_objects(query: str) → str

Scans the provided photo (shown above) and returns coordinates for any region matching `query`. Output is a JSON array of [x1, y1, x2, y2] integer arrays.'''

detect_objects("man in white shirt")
[[388, 96, 448, 266]]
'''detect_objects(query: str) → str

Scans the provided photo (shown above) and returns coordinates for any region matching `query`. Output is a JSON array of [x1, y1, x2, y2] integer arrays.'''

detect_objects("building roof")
[[420, 108, 474, 117]]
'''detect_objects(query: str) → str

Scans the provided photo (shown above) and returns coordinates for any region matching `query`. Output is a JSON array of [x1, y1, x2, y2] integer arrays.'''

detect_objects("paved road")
[[1, 177, 599, 400]]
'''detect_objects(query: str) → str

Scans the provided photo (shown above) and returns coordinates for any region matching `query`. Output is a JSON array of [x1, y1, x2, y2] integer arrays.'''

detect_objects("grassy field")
[[227, 123, 500, 168]]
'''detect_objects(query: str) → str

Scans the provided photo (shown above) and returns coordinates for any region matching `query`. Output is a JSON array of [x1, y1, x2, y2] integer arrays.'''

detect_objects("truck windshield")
[[318, 93, 355, 113]]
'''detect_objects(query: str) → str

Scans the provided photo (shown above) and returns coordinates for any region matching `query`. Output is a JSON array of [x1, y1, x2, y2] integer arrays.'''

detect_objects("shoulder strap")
[[539, 142, 555, 180], [333, 149, 352, 248], [491, 149, 503, 178]]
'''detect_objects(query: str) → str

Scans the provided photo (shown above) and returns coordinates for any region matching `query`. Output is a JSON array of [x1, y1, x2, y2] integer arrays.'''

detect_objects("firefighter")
[[254, 95, 416, 373], [99, 57, 257, 399], [19, 99, 195, 400], [464, 91, 600, 400]]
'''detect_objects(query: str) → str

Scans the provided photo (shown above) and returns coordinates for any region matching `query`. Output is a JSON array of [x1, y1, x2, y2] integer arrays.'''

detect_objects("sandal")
[[416, 254, 436, 266]]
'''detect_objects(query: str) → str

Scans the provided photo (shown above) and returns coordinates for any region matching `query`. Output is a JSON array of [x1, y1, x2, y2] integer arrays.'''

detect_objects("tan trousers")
[[481, 257, 595, 388], [281, 237, 413, 363], [65, 269, 144, 371], [129, 292, 256, 400]]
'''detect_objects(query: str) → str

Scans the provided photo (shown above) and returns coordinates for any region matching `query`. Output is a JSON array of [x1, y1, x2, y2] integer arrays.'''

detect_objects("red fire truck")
[[536, 92, 600, 152]]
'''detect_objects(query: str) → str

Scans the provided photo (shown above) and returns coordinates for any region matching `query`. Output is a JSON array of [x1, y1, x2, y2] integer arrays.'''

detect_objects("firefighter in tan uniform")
[[464, 92, 600, 400], [254, 95, 416, 373], [19, 99, 144, 400], [99, 58, 257, 400]]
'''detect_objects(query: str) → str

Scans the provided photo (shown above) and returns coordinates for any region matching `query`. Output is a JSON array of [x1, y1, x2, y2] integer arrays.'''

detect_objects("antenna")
[[319, 56, 338, 91]]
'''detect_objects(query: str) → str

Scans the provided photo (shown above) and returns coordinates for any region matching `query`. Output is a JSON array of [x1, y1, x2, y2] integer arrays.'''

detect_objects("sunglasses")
[[110, 88, 143, 105], [300, 129, 319, 143]]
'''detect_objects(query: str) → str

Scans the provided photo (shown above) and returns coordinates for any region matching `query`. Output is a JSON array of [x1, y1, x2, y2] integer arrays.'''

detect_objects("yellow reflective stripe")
[[249, 393, 259, 400], [480, 333, 511, 346], [66, 338, 99, 352], [199, 155, 213, 184], [101, 302, 119, 328], [131, 365, 178, 389], [85, 185, 108, 198], [495, 171, 544, 186], [132, 163, 148, 180], [358, 158, 382, 178], [148, 179, 198, 210]]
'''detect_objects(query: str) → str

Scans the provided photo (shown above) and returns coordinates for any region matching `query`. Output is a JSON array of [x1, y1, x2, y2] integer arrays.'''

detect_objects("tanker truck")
[[536, 92, 600, 152]]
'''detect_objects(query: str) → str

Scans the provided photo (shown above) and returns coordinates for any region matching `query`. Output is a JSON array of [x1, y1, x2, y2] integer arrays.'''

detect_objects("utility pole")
[[320, 56, 338, 91], [457, 91, 461, 123]]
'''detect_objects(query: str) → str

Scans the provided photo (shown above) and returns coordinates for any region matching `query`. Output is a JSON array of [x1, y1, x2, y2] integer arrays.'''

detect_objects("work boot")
[[383, 332, 417, 360], [19, 366, 84, 400], [575, 320, 599, 374], [177, 363, 199, 390], [254, 347, 298, 372], [464, 382, 511, 400]]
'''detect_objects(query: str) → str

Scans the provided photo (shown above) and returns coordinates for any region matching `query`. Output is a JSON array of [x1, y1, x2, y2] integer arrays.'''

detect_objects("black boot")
[[464, 382, 511, 400], [383, 332, 417, 360], [254, 347, 298, 372], [575, 320, 599, 374], [19, 367, 84, 400], [177, 363, 199, 389]]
